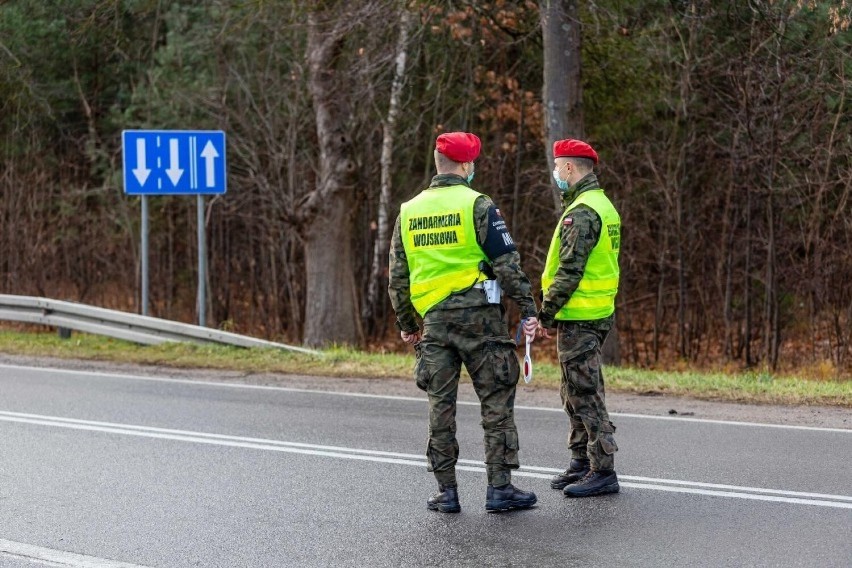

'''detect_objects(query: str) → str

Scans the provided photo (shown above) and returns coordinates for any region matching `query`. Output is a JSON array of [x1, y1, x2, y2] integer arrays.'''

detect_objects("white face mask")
[[553, 167, 569, 190]]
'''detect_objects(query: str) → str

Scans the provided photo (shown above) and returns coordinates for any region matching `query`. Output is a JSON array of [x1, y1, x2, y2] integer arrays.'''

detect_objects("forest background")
[[1, 0, 850, 377]]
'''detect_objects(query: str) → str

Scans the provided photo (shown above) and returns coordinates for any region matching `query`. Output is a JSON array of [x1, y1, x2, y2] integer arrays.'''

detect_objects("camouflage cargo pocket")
[[561, 347, 599, 396], [487, 339, 520, 387], [425, 437, 436, 471], [414, 343, 430, 391], [503, 430, 520, 467], [599, 423, 618, 455], [558, 325, 601, 362]]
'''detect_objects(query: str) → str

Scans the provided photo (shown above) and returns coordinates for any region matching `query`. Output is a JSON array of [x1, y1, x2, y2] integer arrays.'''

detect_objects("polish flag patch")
[[563, 217, 573, 226]]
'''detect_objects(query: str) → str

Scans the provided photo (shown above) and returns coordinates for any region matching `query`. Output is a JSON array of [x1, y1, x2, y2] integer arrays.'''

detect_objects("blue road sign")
[[122, 130, 227, 195]]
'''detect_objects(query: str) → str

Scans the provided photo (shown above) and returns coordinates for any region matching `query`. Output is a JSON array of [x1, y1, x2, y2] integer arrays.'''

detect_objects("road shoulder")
[[0, 353, 848, 430]]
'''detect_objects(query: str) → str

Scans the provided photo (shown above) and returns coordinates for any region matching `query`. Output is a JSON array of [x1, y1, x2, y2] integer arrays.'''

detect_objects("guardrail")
[[0, 295, 318, 354]]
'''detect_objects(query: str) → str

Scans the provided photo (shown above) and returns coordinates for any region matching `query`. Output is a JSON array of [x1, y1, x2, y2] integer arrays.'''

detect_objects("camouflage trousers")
[[557, 319, 618, 472], [414, 304, 521, 487]]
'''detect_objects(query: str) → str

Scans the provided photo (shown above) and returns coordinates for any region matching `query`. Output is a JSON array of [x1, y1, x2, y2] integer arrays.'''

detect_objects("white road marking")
[[506, 464, 852, 502], [1, 410, 850, 510], [596, 411, 852, 433], [0, 538, 148, 568], [1, 363, 849, 433]]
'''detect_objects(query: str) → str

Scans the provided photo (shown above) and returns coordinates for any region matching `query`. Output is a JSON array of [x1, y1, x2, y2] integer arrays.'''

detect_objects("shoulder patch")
[[563, 217, 573, 226]]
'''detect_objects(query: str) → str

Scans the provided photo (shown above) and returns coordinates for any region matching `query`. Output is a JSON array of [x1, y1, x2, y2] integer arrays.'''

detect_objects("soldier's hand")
[[537, 322, 554, 340], [401, 330, 422, 345], [522, 317, 539, 343]]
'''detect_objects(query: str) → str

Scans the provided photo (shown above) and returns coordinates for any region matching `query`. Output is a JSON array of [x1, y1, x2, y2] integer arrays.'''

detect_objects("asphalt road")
[[0, 363, 850, 567]]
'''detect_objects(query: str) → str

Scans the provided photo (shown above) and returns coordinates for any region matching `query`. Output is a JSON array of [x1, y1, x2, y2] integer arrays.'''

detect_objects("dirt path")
[[1, 353, 849, 429]]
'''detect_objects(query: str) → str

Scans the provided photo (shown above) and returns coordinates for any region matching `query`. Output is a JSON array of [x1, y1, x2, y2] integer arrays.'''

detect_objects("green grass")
[[0, 330, 850, 407]]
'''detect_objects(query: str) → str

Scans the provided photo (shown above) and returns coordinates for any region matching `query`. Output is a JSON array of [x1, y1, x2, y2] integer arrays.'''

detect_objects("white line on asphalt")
[[506, 464, 852, 502], [1, 410, 851, 510], [595, 411, 852, 433], [1, 363, 849, 433], [0, 538, 148, 568], [471, 468, 852, 509]]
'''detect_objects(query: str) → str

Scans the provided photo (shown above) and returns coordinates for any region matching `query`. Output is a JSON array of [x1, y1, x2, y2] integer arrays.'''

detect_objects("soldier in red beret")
[[388, 131, 539, 513], [538, 138, 622, 498]]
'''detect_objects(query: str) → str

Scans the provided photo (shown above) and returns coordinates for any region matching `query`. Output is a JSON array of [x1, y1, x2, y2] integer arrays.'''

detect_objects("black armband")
[[481, 205, 517, 260]]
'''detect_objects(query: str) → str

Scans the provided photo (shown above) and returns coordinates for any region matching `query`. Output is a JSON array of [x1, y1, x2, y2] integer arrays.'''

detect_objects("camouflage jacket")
[[537, 172, 614, 329], [388, 174, 537, 333]]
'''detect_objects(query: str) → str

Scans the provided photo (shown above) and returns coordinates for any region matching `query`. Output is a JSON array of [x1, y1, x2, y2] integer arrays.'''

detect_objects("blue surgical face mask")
[[466, 166, 475, 184], [552, 168, 568, 191]]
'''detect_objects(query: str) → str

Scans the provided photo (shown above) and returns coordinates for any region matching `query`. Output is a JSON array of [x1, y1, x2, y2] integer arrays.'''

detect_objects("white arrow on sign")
[[200, 140, 219, 188], [165, 138, 184, 186], [132, 138, 151, 186]]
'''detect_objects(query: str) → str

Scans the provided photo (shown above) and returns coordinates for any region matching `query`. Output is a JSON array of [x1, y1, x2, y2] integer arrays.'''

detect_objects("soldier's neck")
[[562, 172, 600, 206]]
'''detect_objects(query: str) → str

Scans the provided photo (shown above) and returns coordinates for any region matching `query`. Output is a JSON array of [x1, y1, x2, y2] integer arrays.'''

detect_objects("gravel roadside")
[[0, 353, 849, 430]]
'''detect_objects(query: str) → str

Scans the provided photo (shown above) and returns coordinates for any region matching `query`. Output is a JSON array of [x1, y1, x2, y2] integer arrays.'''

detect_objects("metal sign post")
[[141, 195, 149, 316], [122, 130, 226, 327], [197, 195, 206, 327]]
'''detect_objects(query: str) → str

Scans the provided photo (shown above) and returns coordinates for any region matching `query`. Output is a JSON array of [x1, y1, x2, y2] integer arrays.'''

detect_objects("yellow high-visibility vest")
[[542, 189, 620, 321], [400, 185, 488, 316]]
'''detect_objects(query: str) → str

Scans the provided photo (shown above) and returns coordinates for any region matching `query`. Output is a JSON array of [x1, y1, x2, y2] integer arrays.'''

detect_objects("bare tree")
[[301, 6, 366, 347], [364, 5, 413, 333]]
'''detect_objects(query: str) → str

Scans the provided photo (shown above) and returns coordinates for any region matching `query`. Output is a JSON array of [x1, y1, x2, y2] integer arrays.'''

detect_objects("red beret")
[[553, 139, 599, 164], [436, 132, 481, 163]]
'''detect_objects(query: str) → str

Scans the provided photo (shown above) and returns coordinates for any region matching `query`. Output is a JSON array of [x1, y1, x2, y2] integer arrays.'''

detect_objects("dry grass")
[[0, 330, 849, 407]]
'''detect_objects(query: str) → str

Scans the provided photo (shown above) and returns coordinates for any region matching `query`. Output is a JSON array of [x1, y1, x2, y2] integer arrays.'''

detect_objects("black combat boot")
[[562, 470, 620, 498], [485, 483, 537, 512], [427, 485, 461, 513], [550, 458, 591, 490]]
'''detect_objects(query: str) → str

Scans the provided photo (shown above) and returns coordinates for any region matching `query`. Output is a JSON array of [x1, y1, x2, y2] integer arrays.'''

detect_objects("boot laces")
[[578, 470, 597, 483]]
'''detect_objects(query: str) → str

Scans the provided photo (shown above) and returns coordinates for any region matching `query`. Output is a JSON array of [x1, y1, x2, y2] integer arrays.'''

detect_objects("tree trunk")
[[744, 182, 753, 367], [303, 9, 360, 347], [602, 325, 621, 365], [764, 25, 786, 371], [541, 0, 583, 214], [676, 177, 686, 359], [304, 198, 359, 346], [653, 245, 666, 363], [365, 6, 412, 332], [764, 186, 778, 369]]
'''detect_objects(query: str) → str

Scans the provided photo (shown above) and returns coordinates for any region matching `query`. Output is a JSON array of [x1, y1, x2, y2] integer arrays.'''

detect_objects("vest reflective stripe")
[[576, 277, 619, 291], [401, 185, 488, 316], [542, 189, 620, 321]]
